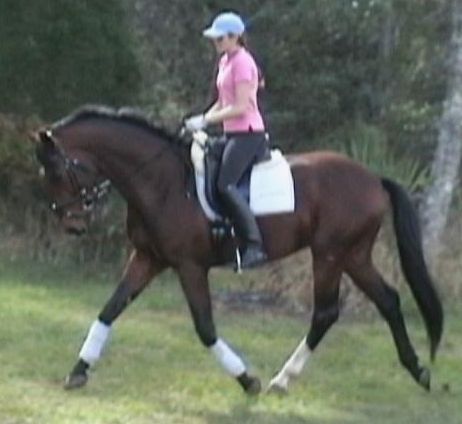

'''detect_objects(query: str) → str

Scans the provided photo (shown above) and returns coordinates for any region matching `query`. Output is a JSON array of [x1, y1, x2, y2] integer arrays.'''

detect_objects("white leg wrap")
[[79, 320, 111, 366], [269, 337, 311, 390], [210, 338, 246, 377]]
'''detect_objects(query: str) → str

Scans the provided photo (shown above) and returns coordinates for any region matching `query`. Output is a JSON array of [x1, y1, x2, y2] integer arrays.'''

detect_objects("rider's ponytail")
[[238, 34, 265, 89]]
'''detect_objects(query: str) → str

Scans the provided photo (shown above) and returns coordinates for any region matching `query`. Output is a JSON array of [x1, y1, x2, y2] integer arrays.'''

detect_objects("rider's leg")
[[217, 134, 267, 268]]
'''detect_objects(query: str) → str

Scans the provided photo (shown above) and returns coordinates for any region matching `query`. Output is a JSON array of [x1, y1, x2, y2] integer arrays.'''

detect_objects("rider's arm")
[[204, 82, 251, 125], [204, 101, 221, 120]]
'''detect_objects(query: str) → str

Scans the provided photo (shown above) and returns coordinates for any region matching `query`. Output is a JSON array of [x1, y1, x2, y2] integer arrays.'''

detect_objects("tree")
[[421, 0, 462, 258], [0, 0, 140, 119]]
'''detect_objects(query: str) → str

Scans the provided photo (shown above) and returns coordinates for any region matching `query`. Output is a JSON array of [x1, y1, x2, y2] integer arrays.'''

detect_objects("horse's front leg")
[[177, 262, 261, 395], [64, 249, 164, 390]]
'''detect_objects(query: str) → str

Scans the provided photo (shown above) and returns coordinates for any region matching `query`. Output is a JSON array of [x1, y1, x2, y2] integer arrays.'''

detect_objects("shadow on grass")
[[203, 408, 343, 424], [193, 398, 379, 424]]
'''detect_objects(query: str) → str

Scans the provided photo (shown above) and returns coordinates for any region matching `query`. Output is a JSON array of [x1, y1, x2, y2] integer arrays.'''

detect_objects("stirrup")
[[231, 227, 243, 274], [235, 247, 243, 274]]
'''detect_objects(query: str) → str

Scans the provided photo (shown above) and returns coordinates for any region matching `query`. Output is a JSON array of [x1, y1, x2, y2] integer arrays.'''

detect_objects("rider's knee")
[[216, 179, 234, 197]]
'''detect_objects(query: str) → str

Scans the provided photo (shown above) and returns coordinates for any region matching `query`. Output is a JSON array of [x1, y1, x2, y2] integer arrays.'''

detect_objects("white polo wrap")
[[79, 320, 111, 366], [210, 338, 246, 377]]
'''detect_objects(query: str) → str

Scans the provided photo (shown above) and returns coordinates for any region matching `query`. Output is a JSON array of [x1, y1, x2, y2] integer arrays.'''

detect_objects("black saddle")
[[203, 135, 271, 219]]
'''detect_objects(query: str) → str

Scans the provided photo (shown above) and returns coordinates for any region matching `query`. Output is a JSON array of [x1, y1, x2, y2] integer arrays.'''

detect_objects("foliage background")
[[0, 0, 460, 300], [0, 3, 460, 422]]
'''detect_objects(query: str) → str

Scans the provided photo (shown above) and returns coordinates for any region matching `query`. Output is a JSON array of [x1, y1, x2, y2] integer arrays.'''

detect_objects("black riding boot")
[[222, 185, 267, 268]]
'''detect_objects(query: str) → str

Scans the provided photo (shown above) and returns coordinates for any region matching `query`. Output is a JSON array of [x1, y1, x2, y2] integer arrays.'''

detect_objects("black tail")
[[381, 178, 443, 360]]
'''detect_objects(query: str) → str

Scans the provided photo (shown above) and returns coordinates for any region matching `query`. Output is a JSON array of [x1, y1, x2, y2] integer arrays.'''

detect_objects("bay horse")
[[32, 106, 443, 395]]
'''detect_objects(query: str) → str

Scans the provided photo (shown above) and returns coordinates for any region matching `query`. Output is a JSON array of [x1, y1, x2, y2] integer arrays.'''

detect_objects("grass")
[[0, 259, 460, 424]]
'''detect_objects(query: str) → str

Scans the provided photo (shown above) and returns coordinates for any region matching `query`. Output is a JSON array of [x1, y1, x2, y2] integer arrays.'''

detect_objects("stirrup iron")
[[231, 227, 242, 274]]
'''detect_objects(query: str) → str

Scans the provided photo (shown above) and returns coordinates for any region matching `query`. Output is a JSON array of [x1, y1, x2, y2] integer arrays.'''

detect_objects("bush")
[[0, 0, 140, 119], [324, 122, 431, 191], [0, 114, 128, 267]]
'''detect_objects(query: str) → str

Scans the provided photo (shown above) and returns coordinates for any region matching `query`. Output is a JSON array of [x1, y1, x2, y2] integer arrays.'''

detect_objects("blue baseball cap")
[[203, 12, 245, 38]]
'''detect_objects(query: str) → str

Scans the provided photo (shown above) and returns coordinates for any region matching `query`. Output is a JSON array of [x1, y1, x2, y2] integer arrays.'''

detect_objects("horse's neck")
[[65, 123, 185, 210]]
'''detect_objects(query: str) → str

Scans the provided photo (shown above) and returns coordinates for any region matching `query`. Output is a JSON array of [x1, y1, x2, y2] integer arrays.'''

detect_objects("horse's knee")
[[98, 283, 134, 325]]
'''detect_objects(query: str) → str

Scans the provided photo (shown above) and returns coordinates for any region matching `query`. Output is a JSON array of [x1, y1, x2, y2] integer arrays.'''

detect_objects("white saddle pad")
[[191, 132, 295, 221]]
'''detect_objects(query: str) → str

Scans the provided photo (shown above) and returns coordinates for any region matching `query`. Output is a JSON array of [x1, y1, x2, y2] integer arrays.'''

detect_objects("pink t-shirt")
[[216, 47, 265, 133]]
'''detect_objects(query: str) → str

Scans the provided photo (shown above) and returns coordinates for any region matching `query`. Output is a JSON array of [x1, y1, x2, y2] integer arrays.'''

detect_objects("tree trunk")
[[421, 0, 462, 259], [377, 2, 398, 118]]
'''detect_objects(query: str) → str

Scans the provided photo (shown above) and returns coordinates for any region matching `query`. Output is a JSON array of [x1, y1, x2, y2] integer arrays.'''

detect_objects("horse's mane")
[[50, 105, 193, 185], [52, 105, 180, 143]]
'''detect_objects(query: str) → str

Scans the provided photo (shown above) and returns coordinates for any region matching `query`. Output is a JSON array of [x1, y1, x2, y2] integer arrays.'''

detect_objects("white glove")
[[185, 114, 207, 131]]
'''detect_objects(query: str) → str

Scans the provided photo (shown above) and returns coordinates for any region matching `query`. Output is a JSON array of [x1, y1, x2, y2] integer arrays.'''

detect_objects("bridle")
[[49, 155, 111, 219], [45, 132, 111, 219], [44, 125, 193, 219]]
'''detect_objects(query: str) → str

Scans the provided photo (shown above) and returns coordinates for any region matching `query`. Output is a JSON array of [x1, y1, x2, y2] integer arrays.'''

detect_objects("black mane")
[[52, 105, 179, 142]]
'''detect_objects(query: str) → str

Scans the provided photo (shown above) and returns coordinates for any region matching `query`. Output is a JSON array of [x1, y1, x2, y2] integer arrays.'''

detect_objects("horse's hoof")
[[237, 373, 262, 396], [64, 372, 88, 390], [245, 375, 262, 396], [266, 382, 288, 396], [418, 367, 431, 391]]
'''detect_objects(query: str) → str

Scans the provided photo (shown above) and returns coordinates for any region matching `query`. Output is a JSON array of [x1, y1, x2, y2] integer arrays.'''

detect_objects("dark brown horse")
[[32, 106, 443, 395]]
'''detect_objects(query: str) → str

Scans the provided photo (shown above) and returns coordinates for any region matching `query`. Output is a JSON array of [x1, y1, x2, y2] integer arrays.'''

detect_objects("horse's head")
[[32, 128, 109, 236]]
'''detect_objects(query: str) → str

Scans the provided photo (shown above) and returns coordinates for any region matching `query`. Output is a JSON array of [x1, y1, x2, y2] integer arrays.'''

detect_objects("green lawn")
[[0, 260, 460, 424]]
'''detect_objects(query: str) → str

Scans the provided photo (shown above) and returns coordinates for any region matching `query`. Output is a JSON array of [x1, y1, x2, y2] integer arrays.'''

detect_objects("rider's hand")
[[185, 114, 207, 132]]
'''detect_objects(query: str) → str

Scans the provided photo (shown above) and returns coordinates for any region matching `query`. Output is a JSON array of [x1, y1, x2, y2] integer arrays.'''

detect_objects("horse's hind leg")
[[64, 249, 164, 390], [345, 252, 430, 390], [268, 254, 342, 393]]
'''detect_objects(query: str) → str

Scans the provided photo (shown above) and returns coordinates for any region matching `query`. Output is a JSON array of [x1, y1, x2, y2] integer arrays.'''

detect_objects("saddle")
[[190, 131, 295, 225], [201, 134, 270, 218]]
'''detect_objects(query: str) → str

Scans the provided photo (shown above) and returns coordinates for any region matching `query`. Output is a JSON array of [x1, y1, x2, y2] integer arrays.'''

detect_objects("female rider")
[[185, 11, 268, 269]]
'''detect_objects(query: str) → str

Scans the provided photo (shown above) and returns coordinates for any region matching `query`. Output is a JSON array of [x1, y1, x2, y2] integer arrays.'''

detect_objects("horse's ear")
[[38, 129, 56, 148], [29, 128, 56, 148], [34, 129, 64, 178]]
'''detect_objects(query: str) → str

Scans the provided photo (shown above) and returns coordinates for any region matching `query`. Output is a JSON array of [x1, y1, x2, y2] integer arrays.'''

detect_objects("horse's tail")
[[381, 177, 443, 361]]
